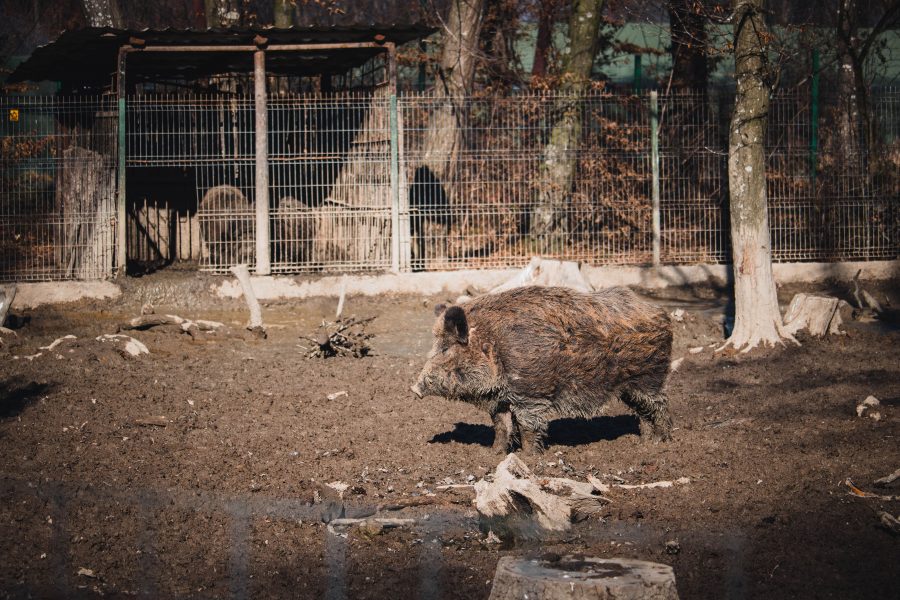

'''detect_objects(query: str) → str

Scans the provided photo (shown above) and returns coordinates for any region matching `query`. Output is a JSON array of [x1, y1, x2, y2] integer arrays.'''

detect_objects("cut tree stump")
[[782, 293, 850, 337], [488, 556, 679, 600]]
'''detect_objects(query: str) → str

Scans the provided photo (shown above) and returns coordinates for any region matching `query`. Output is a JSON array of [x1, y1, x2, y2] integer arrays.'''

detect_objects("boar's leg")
[[511, 409, 549, 454], [490, 410, 514, 453], [620, 387, 673, 442]]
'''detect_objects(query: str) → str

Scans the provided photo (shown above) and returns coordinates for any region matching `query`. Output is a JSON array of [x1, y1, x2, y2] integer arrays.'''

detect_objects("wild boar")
[[411, 286, 673, 453]]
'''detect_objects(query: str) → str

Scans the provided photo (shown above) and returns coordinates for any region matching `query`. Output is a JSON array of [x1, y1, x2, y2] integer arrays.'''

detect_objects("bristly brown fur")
[[413, 286, 673, 453]]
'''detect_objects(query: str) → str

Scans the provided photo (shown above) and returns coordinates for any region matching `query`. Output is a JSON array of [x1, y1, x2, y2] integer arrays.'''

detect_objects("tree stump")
[[782, 293, 851, 337], [488, 556, 679, 600]]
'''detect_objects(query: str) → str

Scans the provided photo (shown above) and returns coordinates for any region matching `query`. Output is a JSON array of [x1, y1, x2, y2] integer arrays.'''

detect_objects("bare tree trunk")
[[274, 0, 293, 27], [531, 0, 554, 79], [421, 0, 485, 185], [668, 0, 708, 92], [414, 0, 485, 266], [836, 0, 861, 170], [720, 0, 796, 352], [80, 0, 123, 27], [531, 0, 604, 240]]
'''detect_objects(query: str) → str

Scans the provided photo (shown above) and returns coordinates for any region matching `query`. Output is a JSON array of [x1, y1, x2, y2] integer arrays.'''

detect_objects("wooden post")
[[389, 93, 401, 274], [253, 48, 271, 275], [386, 42, 411, 273], [650, 90, 661, 265]]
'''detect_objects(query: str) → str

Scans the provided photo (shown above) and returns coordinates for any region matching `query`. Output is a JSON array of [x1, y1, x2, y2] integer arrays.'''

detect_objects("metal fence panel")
[[0, 96, 117, 281], [268, 90, 393, 274], [2, 88, 898, 282]]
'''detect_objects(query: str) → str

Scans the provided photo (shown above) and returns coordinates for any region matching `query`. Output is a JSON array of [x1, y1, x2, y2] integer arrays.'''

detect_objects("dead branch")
[[878, 511, 900, 536], [875, 469, 900, 487], [845, 478, 900, 501], [301, 316, 374, 359], [134, 416, 168, 427], [119, 314, 225, 335]]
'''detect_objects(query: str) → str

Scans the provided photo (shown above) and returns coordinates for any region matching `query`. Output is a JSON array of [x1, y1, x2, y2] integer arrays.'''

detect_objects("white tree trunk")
[[80, 0, 123, 27], [720, 0, 796, 353]]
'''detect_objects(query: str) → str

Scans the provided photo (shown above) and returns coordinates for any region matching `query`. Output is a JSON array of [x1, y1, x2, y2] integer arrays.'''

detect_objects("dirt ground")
[[0, 274, 898, 599]]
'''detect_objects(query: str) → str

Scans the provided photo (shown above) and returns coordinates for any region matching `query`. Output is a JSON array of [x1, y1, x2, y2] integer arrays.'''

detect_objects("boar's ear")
[[442, 305, 469, 344], [433, 303, 447, 317]]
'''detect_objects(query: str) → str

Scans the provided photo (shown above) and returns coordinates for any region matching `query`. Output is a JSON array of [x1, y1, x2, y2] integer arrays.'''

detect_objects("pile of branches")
[[301, 316, 374, 359]]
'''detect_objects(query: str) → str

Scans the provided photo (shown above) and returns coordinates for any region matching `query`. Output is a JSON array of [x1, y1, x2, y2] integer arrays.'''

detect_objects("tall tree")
[[827, 0, 900, 172], [668, 0, 708, 92], [720, 0, 795, 352], [531, 0, 557, 79], [421, 0, 486, 187], [531, 0, 604, 239], [80, 0, 123, 27]]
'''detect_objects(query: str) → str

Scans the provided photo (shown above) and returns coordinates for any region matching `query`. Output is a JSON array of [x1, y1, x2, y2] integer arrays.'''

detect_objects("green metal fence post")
[[389, 93, 400, 274], [633, 54, 643, 91], [650, 90, 660, 265], [116, 48, 127, 277]]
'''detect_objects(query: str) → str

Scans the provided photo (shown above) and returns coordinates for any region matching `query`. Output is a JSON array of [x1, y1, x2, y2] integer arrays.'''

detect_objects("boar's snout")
[[410, 382, 424, 398]]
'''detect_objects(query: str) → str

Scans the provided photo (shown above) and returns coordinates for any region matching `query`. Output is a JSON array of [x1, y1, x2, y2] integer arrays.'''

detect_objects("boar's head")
[[411, 303, 501, 400]]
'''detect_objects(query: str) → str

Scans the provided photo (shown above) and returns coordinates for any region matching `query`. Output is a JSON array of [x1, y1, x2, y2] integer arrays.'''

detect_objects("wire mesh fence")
[[1, 87, 898, 282], [0, 96, 117, 281], [400, 92, 654, 270]]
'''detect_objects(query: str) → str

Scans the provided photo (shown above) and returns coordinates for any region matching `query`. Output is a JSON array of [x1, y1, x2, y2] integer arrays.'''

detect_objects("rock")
[[665, 540, 681, 555], [856, 396, 882, 420], [96, 334, 149, 357], [358, 520, 385, 538]]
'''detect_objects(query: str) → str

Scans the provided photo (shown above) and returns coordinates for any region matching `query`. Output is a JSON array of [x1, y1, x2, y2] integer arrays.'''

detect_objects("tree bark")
[[531, 0, 555, 79], [421, 0, 485, 185], [274, 0, 293, 28], [80, 0, 123, 28], [836, 0, 861, 170], [531, 0, 604, 241], [668, 0, 708, 92], [721, 0, 795, 352], [829, 1, 900, 176]]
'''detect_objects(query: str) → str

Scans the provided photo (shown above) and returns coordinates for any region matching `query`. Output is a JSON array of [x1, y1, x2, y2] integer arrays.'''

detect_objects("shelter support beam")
[[253, 48, 271, 275]]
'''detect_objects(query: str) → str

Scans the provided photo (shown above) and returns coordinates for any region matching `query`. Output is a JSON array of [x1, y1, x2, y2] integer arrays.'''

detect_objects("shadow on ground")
[[0, 378, 54, 418], [428, 415, 640, 448]]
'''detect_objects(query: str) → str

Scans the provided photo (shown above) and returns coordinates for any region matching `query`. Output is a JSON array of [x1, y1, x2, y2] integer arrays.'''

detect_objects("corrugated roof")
[[9, 25, 434, 84]]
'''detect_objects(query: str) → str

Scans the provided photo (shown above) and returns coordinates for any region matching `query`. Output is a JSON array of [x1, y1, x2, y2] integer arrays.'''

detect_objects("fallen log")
[[474, 454, 609, 537]]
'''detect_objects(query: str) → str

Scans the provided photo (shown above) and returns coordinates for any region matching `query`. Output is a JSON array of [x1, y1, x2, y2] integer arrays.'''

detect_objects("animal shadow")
[[0, 378, 53, 418], [429, 415, 641, 449], [429, 422, 494, 447], [548, 415, 640, 446]]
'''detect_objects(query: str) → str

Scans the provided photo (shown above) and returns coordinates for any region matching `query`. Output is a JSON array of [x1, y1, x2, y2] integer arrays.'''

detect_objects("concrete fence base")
[[8, 260, 898, 309]]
